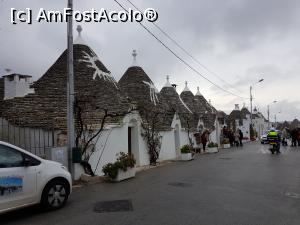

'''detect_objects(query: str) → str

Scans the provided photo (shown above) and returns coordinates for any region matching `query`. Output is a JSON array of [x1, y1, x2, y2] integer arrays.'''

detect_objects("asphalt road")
[[2, 142, 300, 225]]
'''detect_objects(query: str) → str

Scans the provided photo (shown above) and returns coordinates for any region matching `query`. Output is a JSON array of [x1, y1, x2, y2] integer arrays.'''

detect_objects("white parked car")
[[260, 133, 268, 144], [0, 141, 72, 214]]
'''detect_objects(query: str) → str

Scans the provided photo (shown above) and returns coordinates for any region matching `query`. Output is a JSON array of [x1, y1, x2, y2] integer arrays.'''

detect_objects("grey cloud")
[[0, 0, 299, 121]]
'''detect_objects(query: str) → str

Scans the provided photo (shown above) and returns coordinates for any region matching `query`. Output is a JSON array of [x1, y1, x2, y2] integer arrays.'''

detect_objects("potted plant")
[[180, 145, 194, 161], [102, 152, 136, 182], [207, 142, 219, 153], [222, 138, 230, 149]]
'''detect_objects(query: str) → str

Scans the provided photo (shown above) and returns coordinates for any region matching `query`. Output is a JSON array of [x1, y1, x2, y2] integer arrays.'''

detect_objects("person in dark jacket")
[[297, 128, 300, 147], [291, 128, 298, 147], [238, 129, 243, 146], [228, 129, 234, 147], [201, 130, 209, 152]]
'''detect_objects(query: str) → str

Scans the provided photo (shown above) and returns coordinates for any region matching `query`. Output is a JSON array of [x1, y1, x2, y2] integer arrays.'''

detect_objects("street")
[[2, 142, 300, 225]]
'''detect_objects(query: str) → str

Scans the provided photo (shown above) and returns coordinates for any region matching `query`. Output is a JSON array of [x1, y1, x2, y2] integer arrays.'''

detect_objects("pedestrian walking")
[[201, 130, 209, 152], [297, 128, 300, 147], [291, 128, 298, 147], [228, 129, 234, 147], [234, 130, 240, 147], [281, 128, 288, 146], [238, 129, 243, 147]]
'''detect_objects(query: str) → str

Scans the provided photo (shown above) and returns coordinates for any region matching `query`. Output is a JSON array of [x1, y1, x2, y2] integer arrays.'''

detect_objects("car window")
[[23, 155, 41, 167], [0, 145, 24, 168]]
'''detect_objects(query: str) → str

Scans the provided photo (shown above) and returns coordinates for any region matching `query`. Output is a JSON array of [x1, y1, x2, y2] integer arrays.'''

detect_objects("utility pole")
[[250, 86, 253, 129], [267, 105, 270, 129], [249, 79, 264, 137], [267, 100, 277, 130], [67, 0, 75, 179]]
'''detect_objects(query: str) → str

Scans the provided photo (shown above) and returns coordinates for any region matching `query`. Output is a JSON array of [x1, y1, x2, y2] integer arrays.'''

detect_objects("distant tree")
[[139, 105, 167, 166], [180, 113, 194, 147]]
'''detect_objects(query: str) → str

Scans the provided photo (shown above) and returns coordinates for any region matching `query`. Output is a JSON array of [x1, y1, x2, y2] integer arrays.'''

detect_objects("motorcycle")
[[268, 139, 281, 154]]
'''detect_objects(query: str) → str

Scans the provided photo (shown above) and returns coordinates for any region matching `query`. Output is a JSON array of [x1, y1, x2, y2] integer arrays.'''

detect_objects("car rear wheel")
[[41, 179, 69, 210]]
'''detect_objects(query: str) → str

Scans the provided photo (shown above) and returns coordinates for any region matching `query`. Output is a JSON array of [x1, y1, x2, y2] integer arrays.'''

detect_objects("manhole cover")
[[94, 200, 133, 213], [219, 157, 232, 160], [285, 192, 300, 199], [168, 182, 192, 188]]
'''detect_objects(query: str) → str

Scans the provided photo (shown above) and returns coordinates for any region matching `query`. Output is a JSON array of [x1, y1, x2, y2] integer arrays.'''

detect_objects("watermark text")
[[11, 8, 158, 25]]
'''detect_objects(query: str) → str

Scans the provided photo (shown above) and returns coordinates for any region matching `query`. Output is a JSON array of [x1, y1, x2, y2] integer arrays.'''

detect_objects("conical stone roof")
[[160, 77, 193, 129], [179, 82, 199, 130], [194, 87, 208, 115], [119, 66, 159, 105], [180, 82, 195, 112], [119, 53, 170, 130], [1, 43, 130, 130], [179, 84, 218, 131]]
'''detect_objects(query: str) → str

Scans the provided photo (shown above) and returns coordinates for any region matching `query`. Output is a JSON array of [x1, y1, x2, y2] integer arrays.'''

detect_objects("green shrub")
[[102, 152, 136, 180], [180, 145, 192, 153], [207, 142, 218, 148]]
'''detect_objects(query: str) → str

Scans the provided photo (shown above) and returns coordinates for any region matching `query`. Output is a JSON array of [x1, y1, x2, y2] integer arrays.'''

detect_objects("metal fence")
[[0, 117, 55, 157]]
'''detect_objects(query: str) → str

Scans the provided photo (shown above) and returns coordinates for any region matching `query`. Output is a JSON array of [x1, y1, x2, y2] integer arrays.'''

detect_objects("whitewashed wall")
[[89, 111, 191, 175], [253, 117, 268, 136], [239, 115, 251, 139], [89, 112, 141, 175], [89, 124, 129, 175], [159, 130, 176, 161], [209, 119, 221, 145]]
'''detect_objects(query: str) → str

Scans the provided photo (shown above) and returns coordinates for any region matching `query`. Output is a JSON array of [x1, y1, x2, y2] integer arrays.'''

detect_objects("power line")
[[125, 0, 244, 95], [112, 0, 248, 99]]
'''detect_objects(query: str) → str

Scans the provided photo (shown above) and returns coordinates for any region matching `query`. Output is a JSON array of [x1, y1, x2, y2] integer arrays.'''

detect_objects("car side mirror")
[[23, 158, 31, 167]]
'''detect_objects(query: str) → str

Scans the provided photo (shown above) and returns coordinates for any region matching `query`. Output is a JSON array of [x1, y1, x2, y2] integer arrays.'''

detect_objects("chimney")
[[3, 73, 34, 100], [235, 104, 240, 110]]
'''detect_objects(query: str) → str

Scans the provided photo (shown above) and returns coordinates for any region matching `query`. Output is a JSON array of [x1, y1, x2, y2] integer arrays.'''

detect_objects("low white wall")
[[89, 125, 128, 176], [239, 118, 250, 139], [89, 112, 193, 175]]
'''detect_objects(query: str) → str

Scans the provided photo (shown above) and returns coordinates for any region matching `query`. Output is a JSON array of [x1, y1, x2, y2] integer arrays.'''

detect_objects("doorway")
[[174, 124, 180, 157], [128, 119, 140, 165]]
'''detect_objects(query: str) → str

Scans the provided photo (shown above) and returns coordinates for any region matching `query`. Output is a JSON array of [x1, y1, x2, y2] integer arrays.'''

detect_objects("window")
[[23, 155, 40, 167], [0, 145, 24, 168]]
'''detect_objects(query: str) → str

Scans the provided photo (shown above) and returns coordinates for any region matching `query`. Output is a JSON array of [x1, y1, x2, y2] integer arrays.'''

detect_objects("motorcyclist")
[[267, 127, 281, 154]]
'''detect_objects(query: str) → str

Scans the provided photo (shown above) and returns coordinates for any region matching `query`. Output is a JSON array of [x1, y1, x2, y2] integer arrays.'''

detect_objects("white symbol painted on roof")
[[79, 51, 118, 88], [143, 81, 159, 105]]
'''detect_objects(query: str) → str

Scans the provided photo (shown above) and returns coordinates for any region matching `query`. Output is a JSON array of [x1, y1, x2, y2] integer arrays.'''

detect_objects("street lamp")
[[274, 111, 281, 128], [267, 100, 277, 129], [250, 78, 264, 128]]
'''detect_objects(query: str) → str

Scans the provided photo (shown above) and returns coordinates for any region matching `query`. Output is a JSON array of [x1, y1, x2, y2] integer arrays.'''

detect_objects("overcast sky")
[[0, 0, 299, 121]]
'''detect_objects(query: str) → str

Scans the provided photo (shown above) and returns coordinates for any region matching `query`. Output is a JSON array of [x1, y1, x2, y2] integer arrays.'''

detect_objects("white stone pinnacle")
[[164, 75, 172, 87], [132, 50, 138, 66], [74, 25, 86, 45], [196, 86, 202, 96], [182, 81, 190, 92]]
